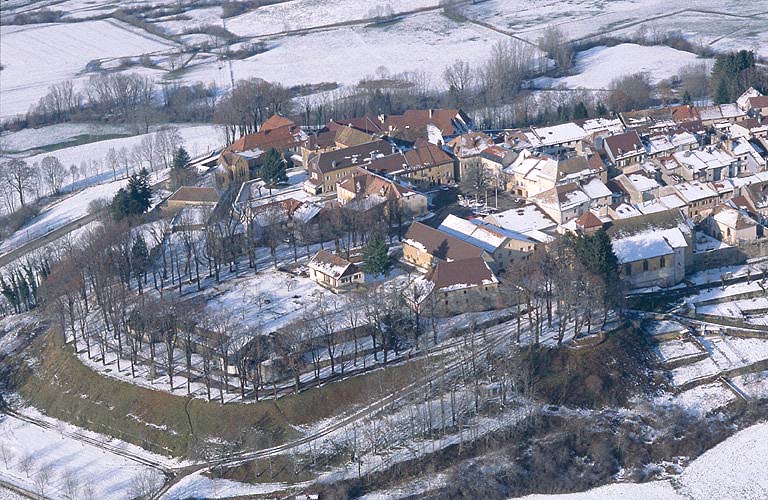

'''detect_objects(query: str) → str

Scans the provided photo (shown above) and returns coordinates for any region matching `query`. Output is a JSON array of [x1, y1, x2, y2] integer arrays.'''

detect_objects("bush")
[[0, 204, 41, 239]]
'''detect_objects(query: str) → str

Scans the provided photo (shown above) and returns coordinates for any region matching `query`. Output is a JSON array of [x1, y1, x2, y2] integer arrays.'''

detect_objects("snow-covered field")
[[225, 0, 440, 37], [0, 409, 176, 500], [0, 123, 131, 153], [534, 44, 709, 90], [0, 19, 177, 120], [183, 11, 511, 90]]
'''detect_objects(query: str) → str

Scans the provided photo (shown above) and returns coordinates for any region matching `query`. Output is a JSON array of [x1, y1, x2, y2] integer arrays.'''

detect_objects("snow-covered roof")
[[627, 173, 660, 193], [578, 117, 625, 135], [672, 148, 735, 174], [613, 203, 642, 219], [438, 214, 507, 253], [308, 250, 357, 279], [737, 87, 763, 110], [612, 227, 688, 263], [644, 131, 697, 155], [674, 181, 718, 203], [581, 178, 612, 200], [506, 149, 558, 183], [526, 122, 588, 147], [485, 204, 557, 234]]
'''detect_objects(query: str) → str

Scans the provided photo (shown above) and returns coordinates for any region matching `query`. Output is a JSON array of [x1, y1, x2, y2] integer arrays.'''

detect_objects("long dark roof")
[[314, 140, 393, 173], [404, 222, 484, 261]]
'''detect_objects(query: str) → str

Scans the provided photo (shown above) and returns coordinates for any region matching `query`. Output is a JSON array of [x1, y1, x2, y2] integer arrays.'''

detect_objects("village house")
[[611, 173, 661, 204], [741, 181, 768, 224], [437, 214, 537, 272], [727, 117, 768, 140], [525, 122, 589, 150], [580, 177, 613, 210], [447, 131, 494, 180], [479, 144, 516, 182], [670, 147, 740, 182], [531, 182, 591, 225], [696, 104, 747, 126], [670, 104, 701, 125], [604, 130, 645, 167], [573, 211, 605, 236], [216, 115, 308, 186], [483, 204, 558, 243], [611, 225, 690, 289], [300, 129, 338, 168], [307, 250, 364, 290], [506, 150, 559, 198], [408, 257, 501, 316], [748, 95, 768, 117], [382, 109, 472, 146], [644, 130, 699, 159], [401, 139, 456, 185], [703, 204, 759, 245], [619, 108, 675, 131], [304, 139, 394, 194], [165, 186, 220, 211], [402, 222, 491, 271], [673, 181, 719, 220], [737, 87, 763, 112], [335, 167, 428, 217]]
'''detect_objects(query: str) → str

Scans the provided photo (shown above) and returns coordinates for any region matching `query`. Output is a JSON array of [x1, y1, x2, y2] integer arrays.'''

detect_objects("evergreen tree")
[[362, 234, 391, 278], [111, 169, 153, 220], [259, 148, 288, 189], [172, 146, 191, 170], [573, 101, 589, 119], [595, 102, 608, 116]]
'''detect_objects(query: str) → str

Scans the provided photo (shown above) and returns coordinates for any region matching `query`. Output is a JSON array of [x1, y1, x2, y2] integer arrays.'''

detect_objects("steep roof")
[[383, 109, 470, 137], [576, 211, 603, 229], [314, 140, 393, 173], [260, 114, 295, 131], [308, 250, 359, 279], [227, 124, 307, 154], [439, 214, 508, 253], [604, 130, 644, 159], [337, 167, 416, 201], [404, 140, 454, 168], [612, 227, 688, 263], [712, 205, 757, 230], [404, 222, 485, 262], [425, 257, 498, 292], [334, 125, 376, 147]]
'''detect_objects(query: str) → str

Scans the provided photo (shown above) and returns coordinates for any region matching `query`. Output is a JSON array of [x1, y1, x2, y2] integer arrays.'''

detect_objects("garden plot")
[[0, 410, 174, 500], [642, 320, 688, 341], [653, 339, 704, 366], [686, 281, 765, 307], [672, 382, 736, 415], [204, 269, 337, 337], [696, 297, 768, 325], [731, 370, 768, 399], [534, 44, 708, 90], [670, 357, 719, 388], [182, 11, 511, 91], [0, 19, 177, 120], [226, 0, 440, 38]]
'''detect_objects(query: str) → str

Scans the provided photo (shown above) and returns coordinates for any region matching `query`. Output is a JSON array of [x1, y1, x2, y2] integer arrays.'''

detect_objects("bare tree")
[[3, 158, 35, 206], [443, 60, 474, 107], [40, 156, 65, 195]]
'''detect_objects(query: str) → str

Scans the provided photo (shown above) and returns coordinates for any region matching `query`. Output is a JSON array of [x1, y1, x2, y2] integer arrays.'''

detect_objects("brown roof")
[[307, 129, 337, 150], [168, 186, 219, 204], [308, 250, 358, 279], [749, 96, 768, 108], [404, 222, 485, 262], [604, 130, 643, 157], [384, 109, 469, 137], [425, 257, 498, 290], [366, 153, 408, 175], [261, 114, 295, 131], [227, 124, 306, 154], [337, 167, 414, 201], [329, 116, 383, 134], [314, 140, 393, 173], [404, 140, 454, 169], [670, 105, 700, 123], [334, 125, 376, 148], [575, 211, 603, 229]]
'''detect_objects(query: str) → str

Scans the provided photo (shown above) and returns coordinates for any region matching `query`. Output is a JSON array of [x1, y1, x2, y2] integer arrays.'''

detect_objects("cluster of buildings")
[[198, 86, 768, 312]]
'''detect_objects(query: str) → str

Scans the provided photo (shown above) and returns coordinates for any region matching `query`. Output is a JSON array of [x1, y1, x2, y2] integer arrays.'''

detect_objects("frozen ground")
[[0, 19, 177, 120], [0, 409, 176, 500], [182, 11, 512, 91], [0, 123, 131, 153], [534, 44, 709, 90], [162, 472, 300, 500]]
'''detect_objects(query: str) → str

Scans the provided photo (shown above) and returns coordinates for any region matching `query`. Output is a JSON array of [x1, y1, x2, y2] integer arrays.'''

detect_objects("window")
[[642, 260, 649, 271], [660, 256, 666, 268]]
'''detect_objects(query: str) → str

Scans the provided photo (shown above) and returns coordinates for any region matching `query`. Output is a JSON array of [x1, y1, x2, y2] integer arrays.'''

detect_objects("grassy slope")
[[14, 330, 426, 457]]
